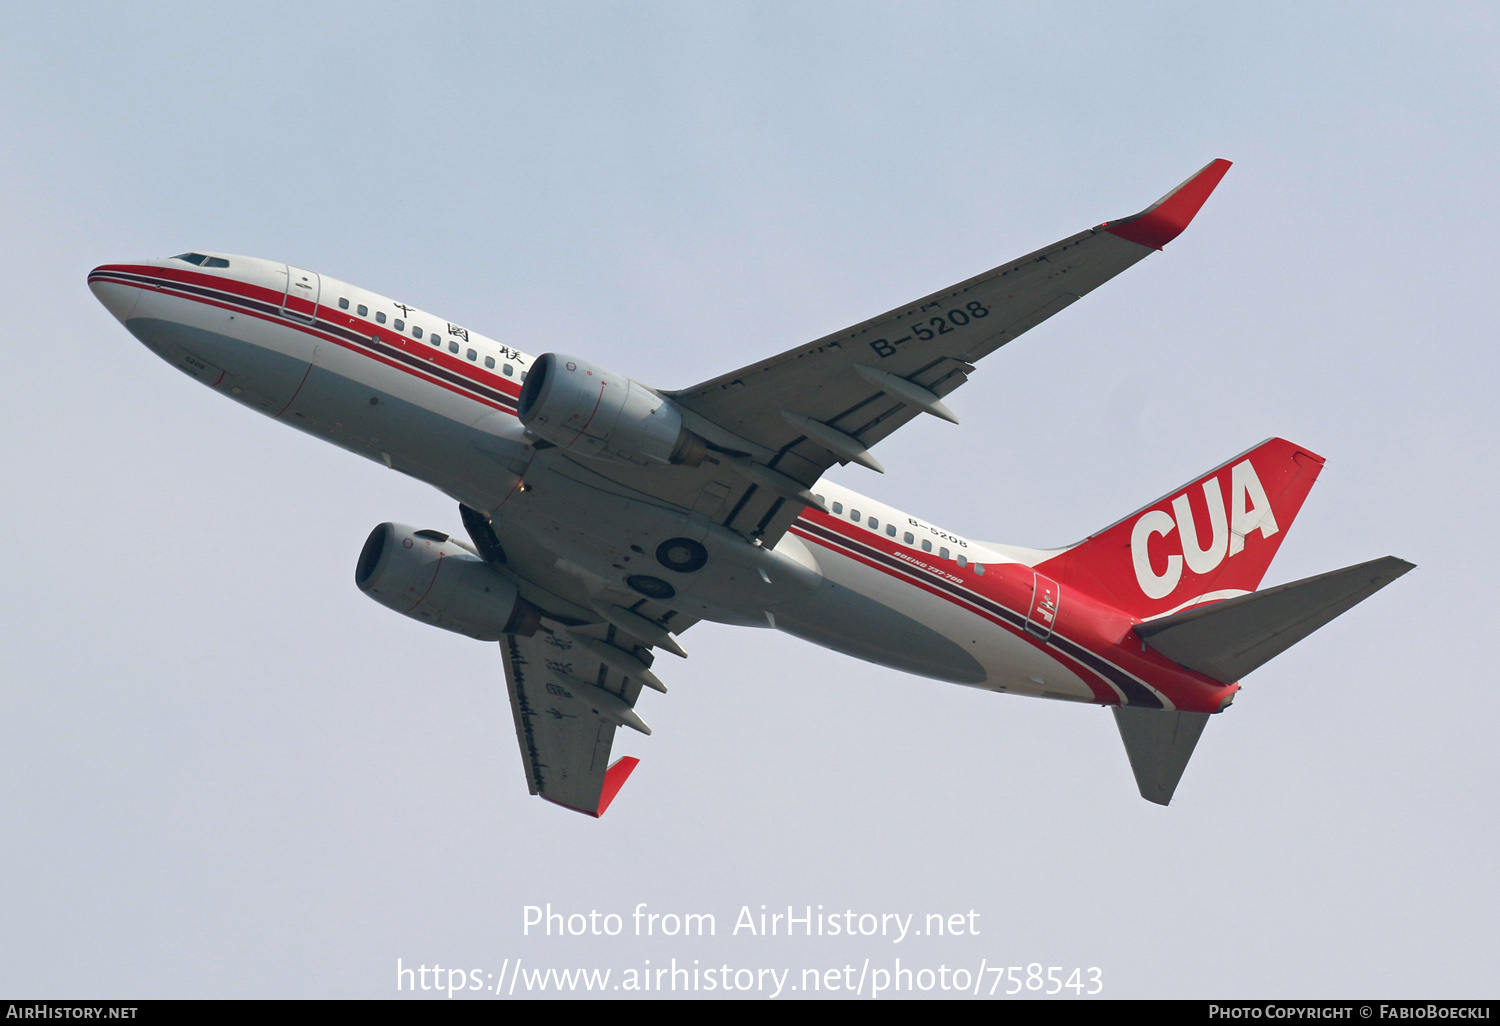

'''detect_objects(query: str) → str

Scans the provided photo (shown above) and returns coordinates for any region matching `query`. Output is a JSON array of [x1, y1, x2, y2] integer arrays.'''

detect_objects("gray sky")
[[2, 1, 1495, 999]]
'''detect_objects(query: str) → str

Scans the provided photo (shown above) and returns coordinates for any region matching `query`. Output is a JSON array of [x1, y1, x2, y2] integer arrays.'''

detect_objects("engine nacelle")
[[516, 352, 706, 466], [355, 523, 540, 640]]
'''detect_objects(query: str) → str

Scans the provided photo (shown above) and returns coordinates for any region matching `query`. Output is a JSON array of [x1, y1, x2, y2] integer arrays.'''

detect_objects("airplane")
[[88, 158, 1412, 816]]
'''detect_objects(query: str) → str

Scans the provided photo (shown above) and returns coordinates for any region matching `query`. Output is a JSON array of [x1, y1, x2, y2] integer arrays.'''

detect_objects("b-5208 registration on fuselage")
[[89, 159, 1412, 815]]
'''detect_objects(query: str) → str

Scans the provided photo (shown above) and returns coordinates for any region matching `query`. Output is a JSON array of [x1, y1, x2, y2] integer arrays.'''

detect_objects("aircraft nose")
[[88, 264, 142, 323]]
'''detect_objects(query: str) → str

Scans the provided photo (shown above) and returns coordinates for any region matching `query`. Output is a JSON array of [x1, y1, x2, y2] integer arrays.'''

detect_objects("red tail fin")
[[1038, 439, 1325, 620]]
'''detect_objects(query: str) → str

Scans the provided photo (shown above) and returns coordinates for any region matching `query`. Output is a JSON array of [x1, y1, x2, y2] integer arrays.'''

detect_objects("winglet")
[[595, 756, 640, 817], [1103, 158, 1232, 250]]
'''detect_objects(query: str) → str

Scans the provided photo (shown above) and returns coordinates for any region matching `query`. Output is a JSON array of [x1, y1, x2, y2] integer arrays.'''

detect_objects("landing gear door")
[[282, 265, 321, 323], [1026, 572, 1061, 639]]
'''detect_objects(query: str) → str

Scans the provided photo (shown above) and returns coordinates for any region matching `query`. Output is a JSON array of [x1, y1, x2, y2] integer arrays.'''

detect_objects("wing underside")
[[498, 626, 653, 816]]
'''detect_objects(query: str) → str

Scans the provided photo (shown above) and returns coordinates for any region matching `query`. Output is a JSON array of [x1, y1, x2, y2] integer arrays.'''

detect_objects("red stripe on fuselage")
[[791, 509, 1237, 713], [91, 265, 525, 414], [788, 521, 1123, 705]]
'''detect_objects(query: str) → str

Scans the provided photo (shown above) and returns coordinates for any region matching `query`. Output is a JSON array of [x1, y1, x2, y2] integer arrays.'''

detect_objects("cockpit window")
[[171, 253, 230, 268]]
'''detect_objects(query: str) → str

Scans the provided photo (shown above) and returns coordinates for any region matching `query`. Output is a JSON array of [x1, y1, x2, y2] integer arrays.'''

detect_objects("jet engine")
[[516, 353, 707, 466], [355, 523, 540, 640]]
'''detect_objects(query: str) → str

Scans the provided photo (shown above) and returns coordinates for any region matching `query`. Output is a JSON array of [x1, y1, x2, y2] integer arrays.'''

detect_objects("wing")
[[462, 504, 682, 816], [520, 160, 1230, 554], [669, 158, 1232, 482], [499, 624, 663, 816]]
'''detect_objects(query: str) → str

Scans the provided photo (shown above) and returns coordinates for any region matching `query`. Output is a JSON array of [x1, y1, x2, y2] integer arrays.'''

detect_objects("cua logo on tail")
[[1035, 438, 1322, 619], [1130, 459, 1279, 599]]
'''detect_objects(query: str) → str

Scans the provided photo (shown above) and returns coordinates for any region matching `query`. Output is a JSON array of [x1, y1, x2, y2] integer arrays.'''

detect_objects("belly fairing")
[[771, 577, 989, 685]]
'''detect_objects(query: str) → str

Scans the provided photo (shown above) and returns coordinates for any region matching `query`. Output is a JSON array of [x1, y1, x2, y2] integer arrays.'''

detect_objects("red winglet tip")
[[1105, 158, 1232, 250], [595, 756, 640, 817]]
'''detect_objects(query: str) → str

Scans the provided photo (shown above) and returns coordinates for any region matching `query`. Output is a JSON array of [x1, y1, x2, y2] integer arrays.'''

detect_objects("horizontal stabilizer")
[[1113, 707, 1210, 805], [1135, 556, 1415, 684]]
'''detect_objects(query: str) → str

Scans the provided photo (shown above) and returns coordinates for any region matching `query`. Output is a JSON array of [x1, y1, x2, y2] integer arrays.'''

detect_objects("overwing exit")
[[88, 159, 1413, 813]]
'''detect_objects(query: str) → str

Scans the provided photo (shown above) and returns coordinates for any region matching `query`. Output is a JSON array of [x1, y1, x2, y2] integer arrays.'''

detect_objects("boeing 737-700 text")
[[88, 159, 1412, 814]]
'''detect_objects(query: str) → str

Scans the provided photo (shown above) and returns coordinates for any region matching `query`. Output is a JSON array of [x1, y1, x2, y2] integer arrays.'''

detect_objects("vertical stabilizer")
[[1113, 707, 1211, 805], [1040, 438, 1325, 620]]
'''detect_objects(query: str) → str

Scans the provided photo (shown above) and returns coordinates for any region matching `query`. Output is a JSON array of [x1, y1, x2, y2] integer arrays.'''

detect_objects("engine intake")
[[356, 523, 540, 640], [517, 353, 706, 466]]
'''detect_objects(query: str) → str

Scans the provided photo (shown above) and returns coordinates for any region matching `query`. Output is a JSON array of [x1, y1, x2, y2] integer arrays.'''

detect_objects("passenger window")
[[940, 547, 950, 560], [357, 304, 368, 317], [413, 326, 422, 339], [868, 517, 879, 530], [376, 312, 387, 324], [974, 563, 985, 576], [957, 554, 968, 568], [449, 341, 459, 353], [832, 502, 843, 515], [394, 319, 404, 331], [921, 539, 933, 552], [484, 356, 495, 369], [338, 298, 350, 310], [850, 510, 861, 523], [886, 524, 896, 537], [814, 494, 825, 506], [467, 349, 477, 361], [521, 372, 527, 381], [204, 257, 230, 268], [904, 532, 914, 544], [503, 364, 514, 376]]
